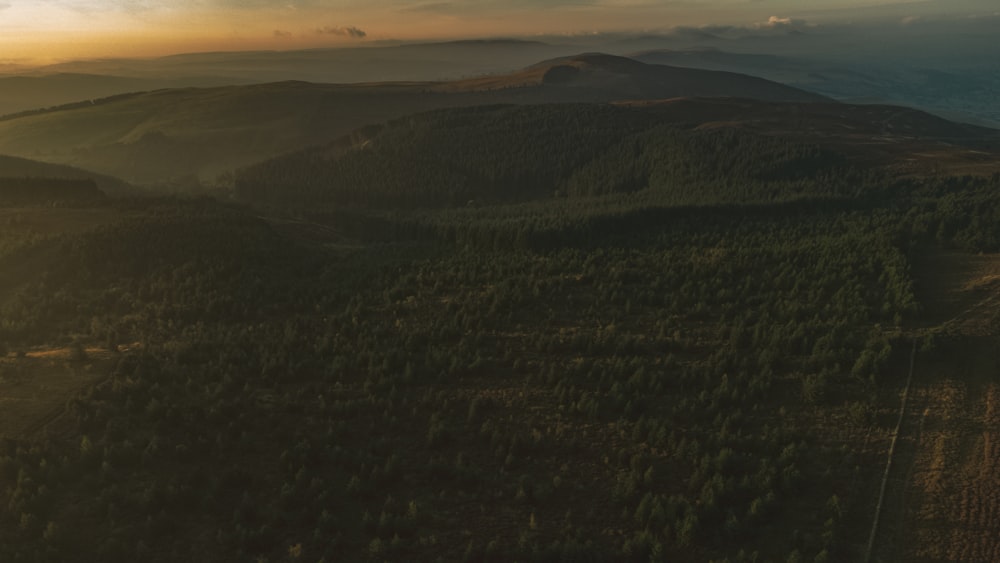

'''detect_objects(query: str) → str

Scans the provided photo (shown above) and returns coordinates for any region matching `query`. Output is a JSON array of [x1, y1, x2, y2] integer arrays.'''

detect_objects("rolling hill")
[[619, 98, 1000, 174], [435, 53, 827, 102], [234, 100, 1000, 208], [0, 74, 252, 119], [631, 48, 1000, 128], [0, 54, 823, 190], [0, 40, 572, 118]]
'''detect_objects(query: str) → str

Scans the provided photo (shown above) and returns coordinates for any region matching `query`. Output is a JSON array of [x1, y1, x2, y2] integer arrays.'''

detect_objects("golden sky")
[[0, 0, 995, 64]]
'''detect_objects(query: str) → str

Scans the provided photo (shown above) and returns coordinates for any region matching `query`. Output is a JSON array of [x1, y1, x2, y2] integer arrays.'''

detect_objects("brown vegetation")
[[876, 250, 1000, 561], [0, 346, 115, 438]]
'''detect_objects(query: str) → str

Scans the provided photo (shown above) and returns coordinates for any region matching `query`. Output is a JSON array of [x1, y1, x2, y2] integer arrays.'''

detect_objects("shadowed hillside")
[[620, 98, 1000, 175], [235, 101, 1000, 208], [0, 178, 105, 206], [0, 155, 135, 196], [631, 48, 1000, 128]]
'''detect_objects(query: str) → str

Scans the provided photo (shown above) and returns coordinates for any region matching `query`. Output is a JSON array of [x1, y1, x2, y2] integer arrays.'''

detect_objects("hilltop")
[[434, 53, 825, 102]]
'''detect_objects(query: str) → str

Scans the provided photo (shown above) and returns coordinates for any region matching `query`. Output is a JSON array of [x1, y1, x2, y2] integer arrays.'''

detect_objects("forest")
[[1, 101, 999, 562], [0, 178, 105, 206], [234, 104, 864, 208]]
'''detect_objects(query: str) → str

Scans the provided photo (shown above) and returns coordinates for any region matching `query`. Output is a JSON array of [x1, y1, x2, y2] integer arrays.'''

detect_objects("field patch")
[[867, 249, 1000, 561], [900, 339, 1000, 562], [0, 346, 115, 438], [911, 248, 1000, 335]]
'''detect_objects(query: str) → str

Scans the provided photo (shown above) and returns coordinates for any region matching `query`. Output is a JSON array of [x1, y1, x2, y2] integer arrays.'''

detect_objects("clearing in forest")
[[0, 346, 116, 439], [911, 248, 1000, 335], [901, 339, 1000, 562], [886, 249, 1000, 562]]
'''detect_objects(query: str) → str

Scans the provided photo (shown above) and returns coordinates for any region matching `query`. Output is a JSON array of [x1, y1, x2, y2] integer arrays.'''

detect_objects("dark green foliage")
[[0, 106, 998, 562], [0, 195, 924, 562], [234, 104, 862, 208], [0, 177, 105, 205]]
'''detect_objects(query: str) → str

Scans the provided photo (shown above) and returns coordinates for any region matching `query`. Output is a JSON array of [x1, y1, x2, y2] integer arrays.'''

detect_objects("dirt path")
[[866, 249, 1000, 561], [867, 339, 1000, 563], [866, 340, 920, 563]]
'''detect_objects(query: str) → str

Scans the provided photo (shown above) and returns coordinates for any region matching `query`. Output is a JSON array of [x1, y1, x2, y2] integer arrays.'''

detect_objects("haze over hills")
[[8, 40, 572, 84], [0, 40, 573, 117], [0, 54, 824, 190], [0, 74, 255, 119], [3, 22, 997, 126], [632, 48, 1000, 127]]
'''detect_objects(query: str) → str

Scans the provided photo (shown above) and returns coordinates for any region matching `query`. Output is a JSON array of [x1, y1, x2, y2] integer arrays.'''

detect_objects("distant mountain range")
[[0, 54, 822, 189], [0, 34, 1000, 126], [0, 40, 573, 117], [3, 36, 996, 127], [631, 48, 1000, 127], [0, 74, 250, 119]]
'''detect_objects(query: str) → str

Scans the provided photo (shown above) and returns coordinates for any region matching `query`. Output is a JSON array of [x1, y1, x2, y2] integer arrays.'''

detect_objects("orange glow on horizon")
[[0, 0, 986, 66], [0, 0, 729, 65]]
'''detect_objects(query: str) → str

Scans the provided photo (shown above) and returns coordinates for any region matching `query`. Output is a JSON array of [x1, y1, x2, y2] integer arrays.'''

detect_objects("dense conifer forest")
[[1, 102, 999, 561], [234, 104, 862, 208], [0, 178, 105, 206]]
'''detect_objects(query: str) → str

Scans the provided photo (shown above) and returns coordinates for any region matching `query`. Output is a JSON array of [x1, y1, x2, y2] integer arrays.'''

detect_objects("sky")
[[0, 0, 998, 64]]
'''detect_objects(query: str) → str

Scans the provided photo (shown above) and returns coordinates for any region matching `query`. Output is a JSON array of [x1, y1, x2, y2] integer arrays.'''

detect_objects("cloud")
[[273, 29, 292, 37], [206, 0, 328, 8], [744, 15, 813, 35], [662, 17, 814, 41], [757, 16, 807, 29], [39, 0, 161, 14], [900, 15, 922, 26], [399, 2, 453, 13], [40, 0, 336, 15], [317, 25, 367, 38]]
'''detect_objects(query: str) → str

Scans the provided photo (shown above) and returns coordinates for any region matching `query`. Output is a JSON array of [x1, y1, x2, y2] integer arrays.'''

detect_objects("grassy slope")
[[878, 251, 1000, 561]]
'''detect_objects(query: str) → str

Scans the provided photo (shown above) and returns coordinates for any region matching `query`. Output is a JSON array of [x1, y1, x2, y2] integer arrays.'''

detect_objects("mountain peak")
[[529, 52, 646, 72]]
